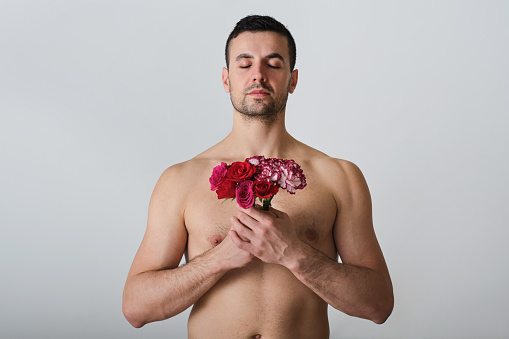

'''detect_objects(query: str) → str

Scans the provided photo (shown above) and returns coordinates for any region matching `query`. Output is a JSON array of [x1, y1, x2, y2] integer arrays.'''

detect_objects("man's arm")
[[229, 159, 393, 324], [122, 164, 252, 328]]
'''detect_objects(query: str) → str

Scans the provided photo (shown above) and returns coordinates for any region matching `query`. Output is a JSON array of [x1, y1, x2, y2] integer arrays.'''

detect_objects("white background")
[[1, 1, 508, 338]]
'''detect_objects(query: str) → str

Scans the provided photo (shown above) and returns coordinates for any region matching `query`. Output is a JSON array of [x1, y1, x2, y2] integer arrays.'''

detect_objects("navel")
[[209, 234, 224, 247]]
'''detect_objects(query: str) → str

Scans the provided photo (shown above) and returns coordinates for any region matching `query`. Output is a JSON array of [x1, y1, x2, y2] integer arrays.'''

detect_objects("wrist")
[[191, 245, 229, 276], [208, 241, 244, 274], [208, 246, 231, 274], [282, 239, 310, 273]]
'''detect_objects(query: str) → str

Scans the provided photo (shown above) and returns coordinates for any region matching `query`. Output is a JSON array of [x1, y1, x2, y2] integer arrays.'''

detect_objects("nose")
[[251, 64, 266, 83]]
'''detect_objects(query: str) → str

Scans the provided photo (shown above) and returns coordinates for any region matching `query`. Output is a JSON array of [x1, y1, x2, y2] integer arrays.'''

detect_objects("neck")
[[224, 110, 296, 159]]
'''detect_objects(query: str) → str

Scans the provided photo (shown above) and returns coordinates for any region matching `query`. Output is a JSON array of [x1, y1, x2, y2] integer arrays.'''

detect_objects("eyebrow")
[[266, 53, 285, 62], [235, 53, 253, 61], [235, 53, 286, 63]]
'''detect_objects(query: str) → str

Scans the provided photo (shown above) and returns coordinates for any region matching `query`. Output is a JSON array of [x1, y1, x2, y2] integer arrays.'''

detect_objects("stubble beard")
[[230, 80, 291, 125]]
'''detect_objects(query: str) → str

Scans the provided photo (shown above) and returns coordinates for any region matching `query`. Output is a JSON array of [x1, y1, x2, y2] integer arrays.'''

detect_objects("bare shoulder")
[[301, 150, 370, 207], [154, 162, 194, 207], [315, 157, 366, 185], [160, 157, 210, 182], [296, 143, 365, 183], [158, 157, 216, 192], [156, 154, 227, 208], [287, 140, 367, 193]]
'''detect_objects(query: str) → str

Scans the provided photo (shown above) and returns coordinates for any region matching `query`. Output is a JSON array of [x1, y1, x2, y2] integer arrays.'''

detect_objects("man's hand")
[[229, 205, 302, 266], [213, 231, 255, 271]]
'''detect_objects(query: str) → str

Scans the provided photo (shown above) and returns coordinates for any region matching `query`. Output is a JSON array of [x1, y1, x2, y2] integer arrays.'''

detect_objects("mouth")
[[248, 89, 270, 98]]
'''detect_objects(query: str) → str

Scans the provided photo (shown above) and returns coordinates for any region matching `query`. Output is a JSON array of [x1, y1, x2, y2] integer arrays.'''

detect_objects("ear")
[[222, 67, 230, 93], [289, 69, 298, 94]]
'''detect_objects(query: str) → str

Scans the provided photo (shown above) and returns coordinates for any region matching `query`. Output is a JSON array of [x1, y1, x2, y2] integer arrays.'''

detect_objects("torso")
[[180, 146, 340, 339]]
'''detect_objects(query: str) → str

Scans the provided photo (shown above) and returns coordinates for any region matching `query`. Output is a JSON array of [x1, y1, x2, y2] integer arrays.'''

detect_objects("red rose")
[[252, 181, 279, 199], [226, 161, 256, 182], [216, 179, 237, 199]]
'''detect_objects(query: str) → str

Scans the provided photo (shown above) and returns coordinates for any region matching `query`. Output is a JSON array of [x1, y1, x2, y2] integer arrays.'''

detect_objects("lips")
[[248, 89, 270, 97]]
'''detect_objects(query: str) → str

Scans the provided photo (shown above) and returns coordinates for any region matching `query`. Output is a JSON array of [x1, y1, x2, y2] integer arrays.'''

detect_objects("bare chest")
[[183, 174, 338, 261]]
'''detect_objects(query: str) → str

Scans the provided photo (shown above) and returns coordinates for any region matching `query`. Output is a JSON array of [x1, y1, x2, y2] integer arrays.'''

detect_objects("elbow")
[[370, 294, 394, 324], [371, 310, 391, 325], [122, 298, 147, 329]]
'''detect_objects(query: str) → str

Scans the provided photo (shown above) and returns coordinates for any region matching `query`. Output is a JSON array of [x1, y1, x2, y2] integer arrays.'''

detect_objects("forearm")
[[122, 248, 229, 328], [286, 243, 394, 324]]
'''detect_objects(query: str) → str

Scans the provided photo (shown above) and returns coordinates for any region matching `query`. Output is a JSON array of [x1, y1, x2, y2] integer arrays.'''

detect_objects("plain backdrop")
[[1, 1, 508, 338]]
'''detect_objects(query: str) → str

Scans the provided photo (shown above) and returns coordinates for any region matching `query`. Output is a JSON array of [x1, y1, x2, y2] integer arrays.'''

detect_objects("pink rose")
[[216, 179, 237, 199], [226, 161, 256, 182], [209, 162, 228, 190], [236, 180, 255, 209]]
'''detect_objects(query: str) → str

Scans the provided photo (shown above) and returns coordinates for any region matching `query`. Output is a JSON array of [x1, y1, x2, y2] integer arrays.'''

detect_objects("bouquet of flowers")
[[209, 156, 307, 210]]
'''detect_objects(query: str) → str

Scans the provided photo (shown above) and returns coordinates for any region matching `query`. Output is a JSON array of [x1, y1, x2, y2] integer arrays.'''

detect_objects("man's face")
[[222, 31, 298, 123]]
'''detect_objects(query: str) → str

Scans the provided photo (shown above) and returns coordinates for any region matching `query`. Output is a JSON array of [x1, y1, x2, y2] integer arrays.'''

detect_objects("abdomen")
[[188, 260, 329, 339]]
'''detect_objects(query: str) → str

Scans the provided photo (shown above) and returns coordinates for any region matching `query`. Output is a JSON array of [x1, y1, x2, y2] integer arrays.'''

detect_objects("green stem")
[[262, 195, 274, 211]]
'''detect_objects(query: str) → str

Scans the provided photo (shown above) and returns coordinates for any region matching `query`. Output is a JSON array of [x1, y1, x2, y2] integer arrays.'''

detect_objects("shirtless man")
[[122, 15, 394, 338]]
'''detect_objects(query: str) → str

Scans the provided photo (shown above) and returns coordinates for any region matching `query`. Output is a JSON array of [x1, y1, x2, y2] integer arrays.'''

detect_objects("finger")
[[237, 204, 260, 221], [236, 209, 259, 228], [229, 230, 255, 253], [268, 206, 285, 219], [240, 204, 279, 221], [231, 216, 254, 240], [229, 230, 248, 249], [238, 204, 269, 220]]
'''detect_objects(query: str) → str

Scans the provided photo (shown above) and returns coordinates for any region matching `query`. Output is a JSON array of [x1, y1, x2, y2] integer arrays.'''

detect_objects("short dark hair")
[[225, 15, 297, 71]]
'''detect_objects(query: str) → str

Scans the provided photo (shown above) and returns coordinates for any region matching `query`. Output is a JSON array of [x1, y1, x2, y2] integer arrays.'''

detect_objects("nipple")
[[209, 234, 224, 247], [304, 228, 317, 242]]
